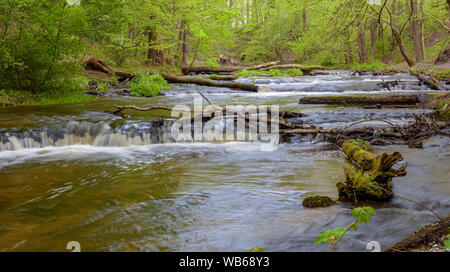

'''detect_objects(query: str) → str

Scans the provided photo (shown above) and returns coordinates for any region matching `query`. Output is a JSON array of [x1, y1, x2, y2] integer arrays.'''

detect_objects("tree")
[[0, 0, 127, 92]]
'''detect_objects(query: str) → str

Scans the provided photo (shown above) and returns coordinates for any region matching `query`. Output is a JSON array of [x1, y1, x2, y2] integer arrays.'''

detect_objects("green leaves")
[[445, 228, 450, 251], [315, 206, 376, 249], [129, 73, 168, 97], [315, 227, 347, 245], [352, 206, 376, 224], [245, 246, 265, 252]]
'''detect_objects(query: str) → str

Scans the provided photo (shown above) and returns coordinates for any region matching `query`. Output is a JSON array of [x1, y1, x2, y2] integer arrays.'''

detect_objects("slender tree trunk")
[[380, 25, 386, 61], [419, 0, 426, 60], [302, 7, 307, 32], [129, 23, 136, 57], [410, 0, 425, 62], [357, 26, 367, 63], [179, 20, 189, 67], [370, 19, 378, 61], [391, 0, 416, 66]]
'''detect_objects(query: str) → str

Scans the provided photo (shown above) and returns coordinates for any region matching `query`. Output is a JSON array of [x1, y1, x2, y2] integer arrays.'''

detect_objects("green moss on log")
[[302, 196, 336, 208], [342, 139, 377, 170], [337, 139, 407, 202]]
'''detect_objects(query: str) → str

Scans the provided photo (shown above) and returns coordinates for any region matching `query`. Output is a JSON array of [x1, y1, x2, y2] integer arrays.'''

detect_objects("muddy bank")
[[389, 215, 449, 252]]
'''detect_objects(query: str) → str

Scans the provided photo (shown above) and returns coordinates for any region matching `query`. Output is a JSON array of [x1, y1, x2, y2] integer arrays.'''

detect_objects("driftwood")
[[410, 69, 446, 90], [160, 73, 259, 92], [336, 139, 407, 202], [281, 111, 448, 148], [299, 95, 420, 106]]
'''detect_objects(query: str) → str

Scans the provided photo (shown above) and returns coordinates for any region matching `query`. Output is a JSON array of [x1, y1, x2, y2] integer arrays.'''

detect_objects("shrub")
[[351, 62, 388, 71], [129, 73, 168, 97], [236, 69, 303, 77], [97, 83, 110, 92]]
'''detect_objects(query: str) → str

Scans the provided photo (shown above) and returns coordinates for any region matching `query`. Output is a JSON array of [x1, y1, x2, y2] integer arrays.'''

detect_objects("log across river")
[[0, 70, 448, 252]]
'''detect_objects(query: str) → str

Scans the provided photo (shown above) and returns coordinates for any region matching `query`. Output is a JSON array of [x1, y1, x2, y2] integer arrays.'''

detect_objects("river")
[[0, 71, 448, 251]]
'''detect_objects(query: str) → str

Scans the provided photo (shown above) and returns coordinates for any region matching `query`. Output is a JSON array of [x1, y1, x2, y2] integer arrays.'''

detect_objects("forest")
[[0, 0, 449, 253], [0, 0, 449, 103]]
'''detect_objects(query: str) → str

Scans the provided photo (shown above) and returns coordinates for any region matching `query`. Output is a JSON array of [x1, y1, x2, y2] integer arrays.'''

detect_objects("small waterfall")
[[0, 118, 275, 152], [0, 121, 176, 152]]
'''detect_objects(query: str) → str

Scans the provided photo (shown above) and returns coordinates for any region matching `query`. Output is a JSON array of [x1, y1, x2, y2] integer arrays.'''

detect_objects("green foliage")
[[315, 206, 376, 249], [314, 227, 347, 245], [350, 62, 388, 71], [97, 83, 111, 92], [436, 68, 450, 81], [445, 228, 450, 251], [352, 206, 376, 225], [205, 58, 220, 68], [237, 69, 302, 77], [438, 99, 450, 121], [245, 246, 265, 252], [129, 73, 168, 97], [0, 0, 126, 93]]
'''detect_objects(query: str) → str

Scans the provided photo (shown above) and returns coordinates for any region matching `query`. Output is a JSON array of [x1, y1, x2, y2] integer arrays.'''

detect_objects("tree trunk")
[[147, 27, 164, 65], [410, 0, 425, 62], [410, 69, 445, 90], [370, 19, 378, 61], [390, 0, 416, 67], [302, 7, 307, 32], [357, 26, 367, 63], [160, 73, 258, 92], [179, 20, 189, 67]]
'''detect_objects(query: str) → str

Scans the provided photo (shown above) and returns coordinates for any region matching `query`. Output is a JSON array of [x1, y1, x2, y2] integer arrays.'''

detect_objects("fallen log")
[[208, 74, 238, 81], [259, 64, 326, 73], [336, 139, 407, 202], [85, 58, 134, 83], [160, 73, 258, 92], [299, 95, 420, 105], [181, 61, 280, 75], [85, 58, 112, 75], [181, 61, 327, 75], [410, 69, 446, 90]]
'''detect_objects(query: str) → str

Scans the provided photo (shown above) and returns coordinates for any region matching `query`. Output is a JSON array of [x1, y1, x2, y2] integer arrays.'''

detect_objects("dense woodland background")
[[0, 0, 449, 98]]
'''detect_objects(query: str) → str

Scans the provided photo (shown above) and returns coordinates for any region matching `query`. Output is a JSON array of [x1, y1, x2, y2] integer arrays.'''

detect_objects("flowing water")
[[0, 71, 448, 251]]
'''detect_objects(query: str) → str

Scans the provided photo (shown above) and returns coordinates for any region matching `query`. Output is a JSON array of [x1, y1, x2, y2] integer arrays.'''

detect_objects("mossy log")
[[337, 139, 407, 202], [208, 75, 238, 81], [160, 73, 258, 92], [410, 69, 446, 90], [299, 95, 420, 105]]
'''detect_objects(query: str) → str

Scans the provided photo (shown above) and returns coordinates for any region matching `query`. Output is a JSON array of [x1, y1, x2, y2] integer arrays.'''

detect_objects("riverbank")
[[1, 59, 448, 107], [389, 215, 449, 252]]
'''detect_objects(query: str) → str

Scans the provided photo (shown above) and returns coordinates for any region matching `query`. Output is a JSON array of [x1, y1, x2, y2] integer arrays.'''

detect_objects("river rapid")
[[0, 71, 448, 251]]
